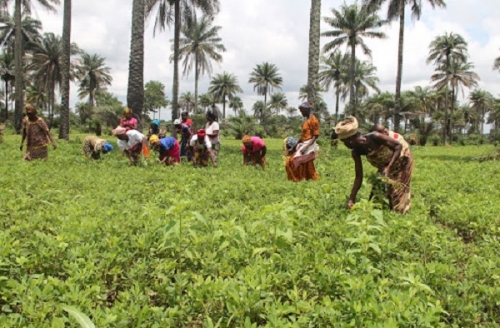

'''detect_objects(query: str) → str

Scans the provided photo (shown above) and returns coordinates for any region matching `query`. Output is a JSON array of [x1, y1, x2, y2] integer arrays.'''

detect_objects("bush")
[[429, 134, 441, 146]]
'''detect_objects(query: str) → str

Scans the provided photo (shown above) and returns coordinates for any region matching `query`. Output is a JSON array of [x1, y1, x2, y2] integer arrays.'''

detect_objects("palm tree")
[[248, 62, 283, 108], [363, 0, 445, 132], [469, 89, 493, 136], [286, 106, 297, 117], [321, 3, 386, 116], [0, 11, 42, 53], [252, 100, 266, 122], [179, 91, 195, 113], [178, 14, 225, 113], [12, 0, 58, 133], [75, 53, 113, 107], [208, 71, 242, 119], [268, 92, 288, 115], [198, 92, 215, 113], [145, 0, 219, 120], [431, 59, 479, 143], [306, 0, 321, 105], [27, 32, 78, 128], [318, 51, 349, 122], [351, 58, 380, 109], [0, 52, 15, 120], [228, 95, 243, 116], [58, 0, 72, 139], [427, 32, 468, 143], [127, 0, 145, 128], [493, 49, 500, 72]]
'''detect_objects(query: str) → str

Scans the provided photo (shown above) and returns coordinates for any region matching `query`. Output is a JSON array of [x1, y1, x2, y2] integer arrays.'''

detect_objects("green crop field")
[[1, 133, 499, 327]]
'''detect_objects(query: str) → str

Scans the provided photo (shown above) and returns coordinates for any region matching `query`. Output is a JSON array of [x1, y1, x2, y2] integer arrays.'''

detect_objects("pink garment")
[[120, 117, 138, 131], [241, 136, 265, 154]]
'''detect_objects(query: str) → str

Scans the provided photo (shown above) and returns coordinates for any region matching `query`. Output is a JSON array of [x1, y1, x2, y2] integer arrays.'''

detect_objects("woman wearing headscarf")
[[147, 119, 166, 141], [336, 116, 414, 214], [241, 135, 267, 168], [113, 126, 145, 165], [20, 104, 57, 161], [149, 134, 180, 166], [174, 118, 193, 161], [120, 107, 138, 131], [285, 102, 320, 182], [205, 111, 220, 165], [190, 129, 216, 168], [82, 136, 113, 160]]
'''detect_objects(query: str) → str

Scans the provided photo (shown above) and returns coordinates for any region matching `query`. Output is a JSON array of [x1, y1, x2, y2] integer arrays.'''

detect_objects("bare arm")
[[370, 132, 402, 175], [348, 150, 363, 209]]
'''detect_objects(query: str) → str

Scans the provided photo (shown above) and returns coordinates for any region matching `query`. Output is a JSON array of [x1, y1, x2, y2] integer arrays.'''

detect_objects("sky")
[[25, 0, 500, 120]]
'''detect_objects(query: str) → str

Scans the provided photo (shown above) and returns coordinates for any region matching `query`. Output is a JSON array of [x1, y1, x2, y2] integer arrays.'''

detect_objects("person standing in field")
[[205, 111, 220, 166], [120, 107, 138, 131], [336, 116, 414, 214], [181, 111, 193, 130], [174, 118, 193, 161], [82, 136, 114, 160], [19, 104, 57, 161], [190, 129, 217, 168], [241, 135, 267, 168], [149, 134, 181, 166], [113, 126, 145, 165], [285, 102, 320, 182]]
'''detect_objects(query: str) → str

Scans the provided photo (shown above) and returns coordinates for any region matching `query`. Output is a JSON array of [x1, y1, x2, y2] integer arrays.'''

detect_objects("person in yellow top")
[[20, 104, 56, 160], [285, 102, 320, 182]]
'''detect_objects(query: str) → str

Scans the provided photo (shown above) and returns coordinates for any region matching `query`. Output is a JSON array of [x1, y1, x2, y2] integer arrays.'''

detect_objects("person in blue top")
[[149, 134, 181, 166]]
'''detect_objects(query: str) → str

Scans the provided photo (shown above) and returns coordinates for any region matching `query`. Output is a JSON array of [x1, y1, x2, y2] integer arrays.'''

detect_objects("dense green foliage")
[[1, 134, 499, 327]]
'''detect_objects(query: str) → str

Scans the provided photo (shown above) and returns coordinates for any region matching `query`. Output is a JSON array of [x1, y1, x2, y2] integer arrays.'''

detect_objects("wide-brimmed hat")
[[335, 116, 359, 140]]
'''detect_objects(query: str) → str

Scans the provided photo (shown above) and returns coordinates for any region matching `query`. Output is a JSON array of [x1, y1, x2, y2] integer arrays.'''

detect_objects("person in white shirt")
[[205, 111, 220, 165], [112, 126, 145, 165], [189, 129, 217, 167]]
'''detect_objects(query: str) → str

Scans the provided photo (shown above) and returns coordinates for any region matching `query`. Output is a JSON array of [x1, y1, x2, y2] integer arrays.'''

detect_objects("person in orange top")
[[285, 102, 320, 182]]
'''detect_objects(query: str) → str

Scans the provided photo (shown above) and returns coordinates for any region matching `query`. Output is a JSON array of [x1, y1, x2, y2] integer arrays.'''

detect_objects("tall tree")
[[28, 32, 78, 128], [268, 92, 288, 115], [75, 53, 113, 107], [431, 59, 479, 142], [0, 52, 15, 120], [145, 0, 219, 120], [469, 89, 492, 136], [144, 80, 168, 119], [307, 0, 321, 106], [318, 51, 349, 122], [13, 0, 58, 133], [178, 14, 225, 113], [58, 0, 72, 139], [127, 0, 145, 128], [208, 71, 242, 119], [248, 62, 283, 108], [179, 91, 195, 113], [321, 3, 386, 116], [228, 95, 243, 116], [363, 0, 445, 132], [0, 11, 42, 52], [427, 32, 468, 143]]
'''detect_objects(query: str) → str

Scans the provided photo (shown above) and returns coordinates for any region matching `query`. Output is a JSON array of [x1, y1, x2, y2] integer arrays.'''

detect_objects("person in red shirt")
[[181, 111, 193, 130]]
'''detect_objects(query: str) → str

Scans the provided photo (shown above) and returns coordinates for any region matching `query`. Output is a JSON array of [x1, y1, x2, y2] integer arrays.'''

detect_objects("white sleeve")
[[205, 136, 212, 149], [213, 122, 219, 131], [117, 140, 126, 151], [189, 135, 198, 146]]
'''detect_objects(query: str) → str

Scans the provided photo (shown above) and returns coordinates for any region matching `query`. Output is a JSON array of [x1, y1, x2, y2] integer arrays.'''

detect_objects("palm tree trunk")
[[393, 0, 405, 133], [307, 0, 321, 106], [194, 54, 199, 114], [127, 0, 145, 129], [49, 84, 55, 129], [264, 88, 267, 109], [335, 87, 340, 122], [349, 41, 356, 116], [14, 0, 23, 134], [4, 80, 8, 120], [449, 86, 455, 144], [172, 0, 180, 121], [58, 0, 72, 140]]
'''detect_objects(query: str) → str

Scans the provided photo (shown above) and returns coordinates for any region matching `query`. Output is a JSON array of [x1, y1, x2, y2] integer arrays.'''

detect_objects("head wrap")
[[152, 119, 160, 126], [25, 104, 37, 114], [112, 126, 127, 135], [197, 129, 206, 139], [285, 136, 298, 150], [181, 111, 188, 116], [102, 142, 114, 153], [242, 135, 252, 144], [124, 107, 132, 114], [335, 116, 359, 140], [298, 101, 312, 109], [149, 134, 160, 145], [173, 119, 182, 125], [206, 111, 217, 121]]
